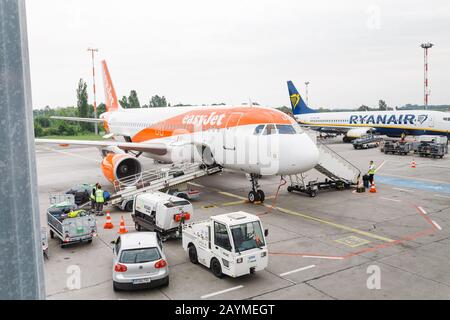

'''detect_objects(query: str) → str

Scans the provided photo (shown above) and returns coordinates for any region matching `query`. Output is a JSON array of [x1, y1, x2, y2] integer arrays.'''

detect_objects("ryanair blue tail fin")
[[287, 80, 315, 115]]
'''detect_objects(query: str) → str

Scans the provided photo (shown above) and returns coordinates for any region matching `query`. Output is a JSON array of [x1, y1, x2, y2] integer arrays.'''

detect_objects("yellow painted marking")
[[335, 236, 371, 248], [202, 205, 217, 209], [222, 200, 246, 206], [199, 187, 394, 243]]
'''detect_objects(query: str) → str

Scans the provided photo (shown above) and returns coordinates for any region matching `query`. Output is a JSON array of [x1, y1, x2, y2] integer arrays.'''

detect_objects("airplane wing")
[[50, 116, 104, 123], [35, 139, 167, 155]]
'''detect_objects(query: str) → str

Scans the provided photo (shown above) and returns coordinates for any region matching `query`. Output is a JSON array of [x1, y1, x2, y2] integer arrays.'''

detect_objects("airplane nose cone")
[[280, 133, 319, 175]]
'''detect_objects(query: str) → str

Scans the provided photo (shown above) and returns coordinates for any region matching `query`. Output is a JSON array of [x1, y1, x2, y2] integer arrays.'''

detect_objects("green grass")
[[40, 134, 109, 141]]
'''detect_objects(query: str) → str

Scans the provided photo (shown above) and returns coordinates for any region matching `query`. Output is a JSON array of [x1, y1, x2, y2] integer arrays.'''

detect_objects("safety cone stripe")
[[104, 212, 114, 229]]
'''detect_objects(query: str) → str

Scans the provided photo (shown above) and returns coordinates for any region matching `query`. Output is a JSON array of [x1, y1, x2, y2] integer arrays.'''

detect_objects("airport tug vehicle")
[[132, 192, 193, 241], [182, 211, 269, 278]]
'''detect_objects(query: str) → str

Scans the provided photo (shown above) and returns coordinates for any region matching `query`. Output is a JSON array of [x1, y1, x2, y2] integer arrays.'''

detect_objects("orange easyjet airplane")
[[36, 61, 319, 203]]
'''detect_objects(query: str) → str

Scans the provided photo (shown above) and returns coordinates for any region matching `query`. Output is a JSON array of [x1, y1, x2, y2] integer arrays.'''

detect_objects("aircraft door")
[[223, 113, 243, 150]]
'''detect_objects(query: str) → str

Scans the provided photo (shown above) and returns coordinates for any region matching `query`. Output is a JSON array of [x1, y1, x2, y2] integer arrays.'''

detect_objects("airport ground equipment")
[[41, 228, 49, 259], [110, 163, 222, 211], [66, 184, 94, 206], [417, 141, 446, 158], [182, 211, 269, 278], [381, 140, 413, 155], [47, 194, 97, 248], [132, 192, 193, 241], [352, 135, 383, 149], [287, 142, 361, 197]]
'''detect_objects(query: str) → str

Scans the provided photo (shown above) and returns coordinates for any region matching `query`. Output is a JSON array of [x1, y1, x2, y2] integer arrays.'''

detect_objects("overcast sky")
[[25, 0, 450, 110]]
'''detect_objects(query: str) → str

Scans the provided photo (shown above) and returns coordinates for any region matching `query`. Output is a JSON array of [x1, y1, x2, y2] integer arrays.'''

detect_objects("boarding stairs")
[[314, 142, 361, 185], [109, 163, 222, 206], [287, 140, 361, 197]]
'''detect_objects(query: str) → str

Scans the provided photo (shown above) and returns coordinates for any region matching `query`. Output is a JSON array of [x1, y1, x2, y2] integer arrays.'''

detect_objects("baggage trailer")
[[47, 194, 97, 248], [182, 211, 269, 278], [382, 140, 412, 155], [417, 142, 446, 158], [352, 135, 383, 150], [132, 192, 193, 241]]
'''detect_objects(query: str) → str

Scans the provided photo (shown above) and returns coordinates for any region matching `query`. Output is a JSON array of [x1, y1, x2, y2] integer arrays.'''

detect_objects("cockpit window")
[[254, 124, 265, 135], [262, 124, 276, 135], [276, 124, 296, 134]]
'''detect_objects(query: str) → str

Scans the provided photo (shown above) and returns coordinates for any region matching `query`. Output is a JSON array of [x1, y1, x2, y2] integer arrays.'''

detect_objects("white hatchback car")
[[112, 232, 169, 291]]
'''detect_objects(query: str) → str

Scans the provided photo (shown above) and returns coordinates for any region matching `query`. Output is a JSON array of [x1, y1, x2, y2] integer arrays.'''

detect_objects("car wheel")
[[163, 277, 170, 287], [309, 190, 317, 198], [113, 282, 121, 292], [210, 258, 223, 278], [287, 186, 293, 193], [188, 245, 199, 264], [135, 223, 142, 232], [125, 201, 133, 212], [49, 230, 54, 239]]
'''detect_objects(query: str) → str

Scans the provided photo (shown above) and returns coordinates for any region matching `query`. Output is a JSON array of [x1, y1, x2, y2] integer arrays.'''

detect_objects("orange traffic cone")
[[369, 182, 377, 193], [411, 159, 416, 168], [103, 211, 114, 229], [118, 216, 128, 234]]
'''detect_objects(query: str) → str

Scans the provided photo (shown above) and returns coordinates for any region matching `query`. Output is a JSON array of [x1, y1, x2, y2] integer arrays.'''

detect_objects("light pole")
[[420, 43, 433, 110], [305, 81, 310, 105], [87, 47, 99, 134]]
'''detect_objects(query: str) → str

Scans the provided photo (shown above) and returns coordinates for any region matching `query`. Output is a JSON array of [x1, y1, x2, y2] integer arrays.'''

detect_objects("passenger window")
[[262, 124, 276, 135], [214, 222, 232, 252], [254, 124, 265, 135]]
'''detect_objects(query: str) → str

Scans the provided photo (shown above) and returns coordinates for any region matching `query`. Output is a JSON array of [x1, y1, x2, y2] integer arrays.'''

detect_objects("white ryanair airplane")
[[288, 81, 450, 142], [35, 61, 320, 203]]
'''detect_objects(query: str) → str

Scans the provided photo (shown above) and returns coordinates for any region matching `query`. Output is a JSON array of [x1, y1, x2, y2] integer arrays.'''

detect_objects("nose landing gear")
[[248, 174, 265, 203]]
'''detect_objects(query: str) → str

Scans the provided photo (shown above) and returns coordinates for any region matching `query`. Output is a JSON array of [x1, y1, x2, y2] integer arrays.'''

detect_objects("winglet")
[[287, 81, 315, 115], [101, 60, 121, 112]]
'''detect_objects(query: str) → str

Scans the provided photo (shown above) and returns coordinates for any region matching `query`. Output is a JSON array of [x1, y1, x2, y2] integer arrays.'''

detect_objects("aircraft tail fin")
[[101, 60, 122, 112], [287, 80, 315, 115]]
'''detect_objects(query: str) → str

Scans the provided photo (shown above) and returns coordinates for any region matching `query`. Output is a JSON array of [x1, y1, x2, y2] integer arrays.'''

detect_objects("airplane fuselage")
[[295, 110, 450, 138], [101, 105, 319, 176]]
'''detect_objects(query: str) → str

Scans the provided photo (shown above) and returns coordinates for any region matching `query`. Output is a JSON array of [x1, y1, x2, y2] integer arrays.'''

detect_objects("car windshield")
[[230, 221, 265, 252], [120, 247, 161, 264]]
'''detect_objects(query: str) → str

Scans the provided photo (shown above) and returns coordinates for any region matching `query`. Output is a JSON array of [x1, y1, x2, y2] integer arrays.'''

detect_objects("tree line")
[[34, 79, 171, 137]]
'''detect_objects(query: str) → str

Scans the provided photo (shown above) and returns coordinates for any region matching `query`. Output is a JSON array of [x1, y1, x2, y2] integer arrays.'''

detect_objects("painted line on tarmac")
[[380, 197, 402, 203], [418, 206, 427, 215], [434, 194, 450, 199], [393, 187, 414, 193], [302, 255, 344, 260], [279, 264, 315, 277], [198, 187, 394, 243], [45, 147, 101, 163], [432, 220, 442, 231], [378, 173, 450, 187], [267, 205, 394, 243], [201, 285, 244, 299], [375, 160, 387, 173]]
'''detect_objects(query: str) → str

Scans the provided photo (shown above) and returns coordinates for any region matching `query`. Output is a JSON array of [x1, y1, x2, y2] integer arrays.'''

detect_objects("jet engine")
[[101, 153, 142, 186], [344, 127, 373, 142]]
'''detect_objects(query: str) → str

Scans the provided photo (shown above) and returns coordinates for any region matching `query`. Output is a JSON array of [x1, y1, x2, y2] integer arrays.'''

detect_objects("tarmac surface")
[[36, 136, 450, 300]]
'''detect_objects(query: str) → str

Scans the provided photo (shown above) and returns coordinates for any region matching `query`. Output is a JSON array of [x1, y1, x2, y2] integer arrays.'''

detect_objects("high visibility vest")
[[68, 210, 83, 218], [368, 165, 376, 175], [95, 189, 105, 203]]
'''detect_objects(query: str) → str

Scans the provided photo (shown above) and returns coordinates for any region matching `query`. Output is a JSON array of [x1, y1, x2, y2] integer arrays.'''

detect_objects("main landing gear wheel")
[[247, 174, 265, 203]]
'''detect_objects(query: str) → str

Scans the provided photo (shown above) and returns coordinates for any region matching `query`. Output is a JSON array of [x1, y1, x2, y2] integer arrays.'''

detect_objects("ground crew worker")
[[368, 160, 376, 185], [95, 185, 105, 216], [90, 185, 97, 210]]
